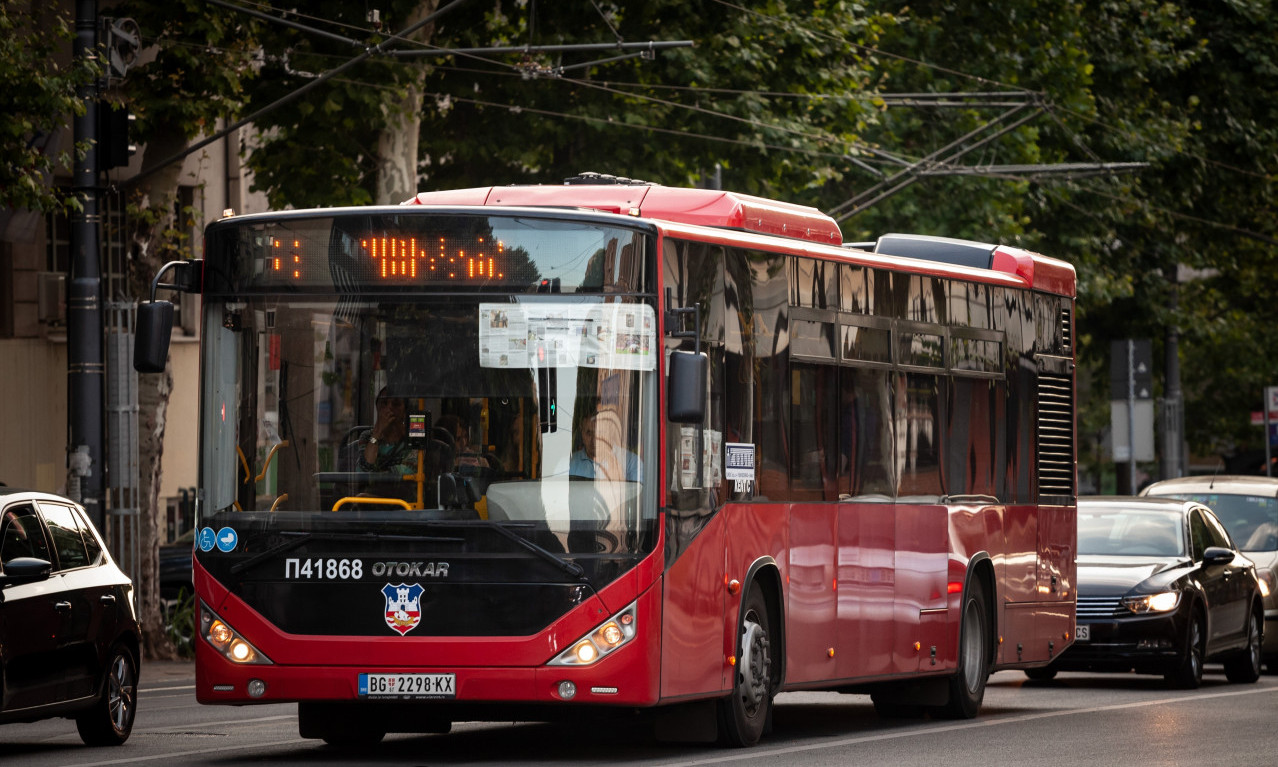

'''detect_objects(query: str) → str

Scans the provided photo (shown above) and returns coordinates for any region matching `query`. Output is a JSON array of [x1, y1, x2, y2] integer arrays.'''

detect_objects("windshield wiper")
[[427, 520, 586, 581], [229, 530, 463, 575]]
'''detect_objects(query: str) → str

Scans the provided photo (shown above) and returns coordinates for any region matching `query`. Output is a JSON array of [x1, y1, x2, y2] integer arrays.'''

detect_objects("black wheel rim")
[[1248, 614, 1262, 672], [1188, 619, 1203, 680], [107, 653, 136, 733]]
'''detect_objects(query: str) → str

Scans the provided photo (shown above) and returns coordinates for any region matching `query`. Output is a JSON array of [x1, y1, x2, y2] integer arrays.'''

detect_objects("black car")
[[1029, 496, 1264, 689], [0, 488, 142, 745]]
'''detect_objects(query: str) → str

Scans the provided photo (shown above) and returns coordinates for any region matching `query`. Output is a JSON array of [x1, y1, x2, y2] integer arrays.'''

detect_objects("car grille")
[[1076, 596, 1124, 619]]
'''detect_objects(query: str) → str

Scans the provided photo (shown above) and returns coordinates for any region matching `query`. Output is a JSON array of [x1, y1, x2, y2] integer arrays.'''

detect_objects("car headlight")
[[200, 601, 273, 665], [1122, 591, 1181, 614], [548, 602, 637, 666], [1257, 570, 1274, 599]]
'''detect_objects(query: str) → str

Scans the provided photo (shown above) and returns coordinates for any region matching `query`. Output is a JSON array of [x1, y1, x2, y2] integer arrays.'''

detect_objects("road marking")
[[655, 684, 1278, 766], [53, 737, 308, 766], [141, 684, 196, 693], [142, 714, 296, 732]]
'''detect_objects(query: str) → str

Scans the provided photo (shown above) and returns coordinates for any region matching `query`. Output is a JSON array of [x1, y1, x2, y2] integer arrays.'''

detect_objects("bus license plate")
[[1075, 625, 1090, 642], [358, 673, 456, 699]]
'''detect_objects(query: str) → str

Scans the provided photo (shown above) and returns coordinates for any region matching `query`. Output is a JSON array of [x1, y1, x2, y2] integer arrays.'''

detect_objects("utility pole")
[[69, 0, 105, 528], [1162, 266, 1186, 479]]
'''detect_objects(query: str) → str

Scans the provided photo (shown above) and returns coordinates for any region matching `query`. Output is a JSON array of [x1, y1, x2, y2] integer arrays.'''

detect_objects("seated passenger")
[[437, 414, 492, 472], [357, 388, 416, 475]]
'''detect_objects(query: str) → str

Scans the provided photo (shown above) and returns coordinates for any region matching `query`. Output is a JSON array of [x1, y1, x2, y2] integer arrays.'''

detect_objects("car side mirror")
[[0, 556, 53, 585], [1202, 546, 1234, 566]]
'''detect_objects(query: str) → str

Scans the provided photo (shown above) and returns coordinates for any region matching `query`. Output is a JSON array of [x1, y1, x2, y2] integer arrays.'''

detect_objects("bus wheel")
[[1023, 665, 1058, 682], [937, 578, 990, 719], [322, 729, 386, 749], [717, 586, 774, 747]]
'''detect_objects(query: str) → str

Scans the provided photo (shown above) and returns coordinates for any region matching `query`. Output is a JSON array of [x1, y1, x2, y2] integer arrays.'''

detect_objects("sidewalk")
[[141, 658, 195, 686]]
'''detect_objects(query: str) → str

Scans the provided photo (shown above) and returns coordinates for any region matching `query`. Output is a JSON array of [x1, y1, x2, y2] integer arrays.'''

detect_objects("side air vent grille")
[[1037, 373, 1075, 497], [1061, 305, 1073, 351]]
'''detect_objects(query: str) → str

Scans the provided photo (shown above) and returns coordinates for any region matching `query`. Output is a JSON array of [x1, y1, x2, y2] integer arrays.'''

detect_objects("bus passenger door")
[[660, 509, 728, 699]]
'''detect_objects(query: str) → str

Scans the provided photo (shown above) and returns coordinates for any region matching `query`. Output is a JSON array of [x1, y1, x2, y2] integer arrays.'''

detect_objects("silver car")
[[1142, 476, 1278, 672]]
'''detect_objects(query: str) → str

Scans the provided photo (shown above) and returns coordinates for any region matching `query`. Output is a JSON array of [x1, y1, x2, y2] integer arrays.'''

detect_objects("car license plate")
[[1075, 624, 1090, 642], [358, 673, 455, 699]]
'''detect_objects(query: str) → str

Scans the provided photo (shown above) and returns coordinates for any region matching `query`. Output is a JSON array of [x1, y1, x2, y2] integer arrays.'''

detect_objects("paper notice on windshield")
[[479, 303, 655, 371]]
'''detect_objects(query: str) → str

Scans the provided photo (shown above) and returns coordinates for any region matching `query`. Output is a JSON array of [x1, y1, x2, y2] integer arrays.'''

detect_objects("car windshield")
[[1154, 492, 1278, 552], [1078, 508, 1185, 557]]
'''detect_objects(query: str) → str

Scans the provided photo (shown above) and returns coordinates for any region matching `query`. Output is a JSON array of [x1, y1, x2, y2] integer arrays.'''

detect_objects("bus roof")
[[403, 176, 1075, 296], [404, 177, 845, 246]]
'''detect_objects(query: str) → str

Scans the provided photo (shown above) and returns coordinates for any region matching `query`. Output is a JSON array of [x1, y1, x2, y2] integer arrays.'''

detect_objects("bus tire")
[[717, 585, 775, 747], [322, 729, 386, 749], [1023, 665, 1058, 682], [937, 577, 990, 719]]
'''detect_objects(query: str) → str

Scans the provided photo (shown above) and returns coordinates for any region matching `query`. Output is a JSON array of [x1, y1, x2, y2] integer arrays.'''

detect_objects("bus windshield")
[[196, 214, 659, 579]]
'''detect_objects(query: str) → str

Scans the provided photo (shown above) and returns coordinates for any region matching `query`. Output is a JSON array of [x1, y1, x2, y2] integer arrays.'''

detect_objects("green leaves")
[[0, 0, 97, 212]]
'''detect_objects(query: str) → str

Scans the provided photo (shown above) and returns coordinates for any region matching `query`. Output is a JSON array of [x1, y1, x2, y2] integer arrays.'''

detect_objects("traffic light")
[[98, 103, 136, 171]]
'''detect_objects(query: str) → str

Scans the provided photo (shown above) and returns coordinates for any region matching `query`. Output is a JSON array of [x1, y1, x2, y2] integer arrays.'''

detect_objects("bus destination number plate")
[[358, 673, 456, 699], [1075, 625, 1089, 642]]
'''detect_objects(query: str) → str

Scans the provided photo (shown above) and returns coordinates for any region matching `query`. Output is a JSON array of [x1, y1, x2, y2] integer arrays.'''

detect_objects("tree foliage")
[[242, 1, 898, 206], [236, 0, 1278, 465], [0, 0, 98, 212], [240, 0, 442, 208]]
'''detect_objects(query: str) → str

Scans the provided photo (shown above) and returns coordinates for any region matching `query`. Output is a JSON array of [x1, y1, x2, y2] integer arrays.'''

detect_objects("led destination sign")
[[358, 235, 505, 280], [204, 212, 650, 294], [261, 230, 512, 284]]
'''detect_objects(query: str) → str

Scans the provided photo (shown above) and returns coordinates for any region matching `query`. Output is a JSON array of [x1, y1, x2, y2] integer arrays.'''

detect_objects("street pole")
[[1163, 267, 1185, 479], [69, 0, 105, 528], [1127, 340, 1137, 495]]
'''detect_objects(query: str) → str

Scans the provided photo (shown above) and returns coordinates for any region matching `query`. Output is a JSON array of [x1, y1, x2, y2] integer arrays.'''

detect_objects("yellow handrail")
[[257, 440, 289, 482], [269, 493, 289, 512], [332, 496, 412, 511], [235, 440, 290, 484], [236, 447, 251, 484], [403, 448, 427, 509]]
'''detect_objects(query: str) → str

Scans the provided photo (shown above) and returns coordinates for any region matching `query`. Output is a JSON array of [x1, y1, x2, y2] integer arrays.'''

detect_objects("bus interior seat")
[[337, 426, 370, 471], [483, 480, 547, 522]]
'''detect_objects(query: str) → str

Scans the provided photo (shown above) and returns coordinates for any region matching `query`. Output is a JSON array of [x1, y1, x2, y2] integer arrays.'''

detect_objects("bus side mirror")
[[134, 300, 174, 373], [667, 350, 707, 423]]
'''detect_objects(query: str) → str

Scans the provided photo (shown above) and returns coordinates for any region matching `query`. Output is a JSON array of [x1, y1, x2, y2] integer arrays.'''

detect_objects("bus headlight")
[[200, 601, 273, 665], [548, 602, 637, 666]]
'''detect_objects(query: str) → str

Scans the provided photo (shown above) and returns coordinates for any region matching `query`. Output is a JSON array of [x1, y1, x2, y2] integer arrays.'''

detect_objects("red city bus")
[[135, 174, 1076, 747]]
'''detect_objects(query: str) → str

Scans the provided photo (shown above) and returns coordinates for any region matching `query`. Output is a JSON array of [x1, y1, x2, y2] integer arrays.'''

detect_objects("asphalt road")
[[5, 662, 1277, 766]]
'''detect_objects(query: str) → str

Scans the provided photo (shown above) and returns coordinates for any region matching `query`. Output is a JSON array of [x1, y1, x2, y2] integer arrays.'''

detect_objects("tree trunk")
[[375, 1, 439, 205], [126, 130, 189, 661]]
